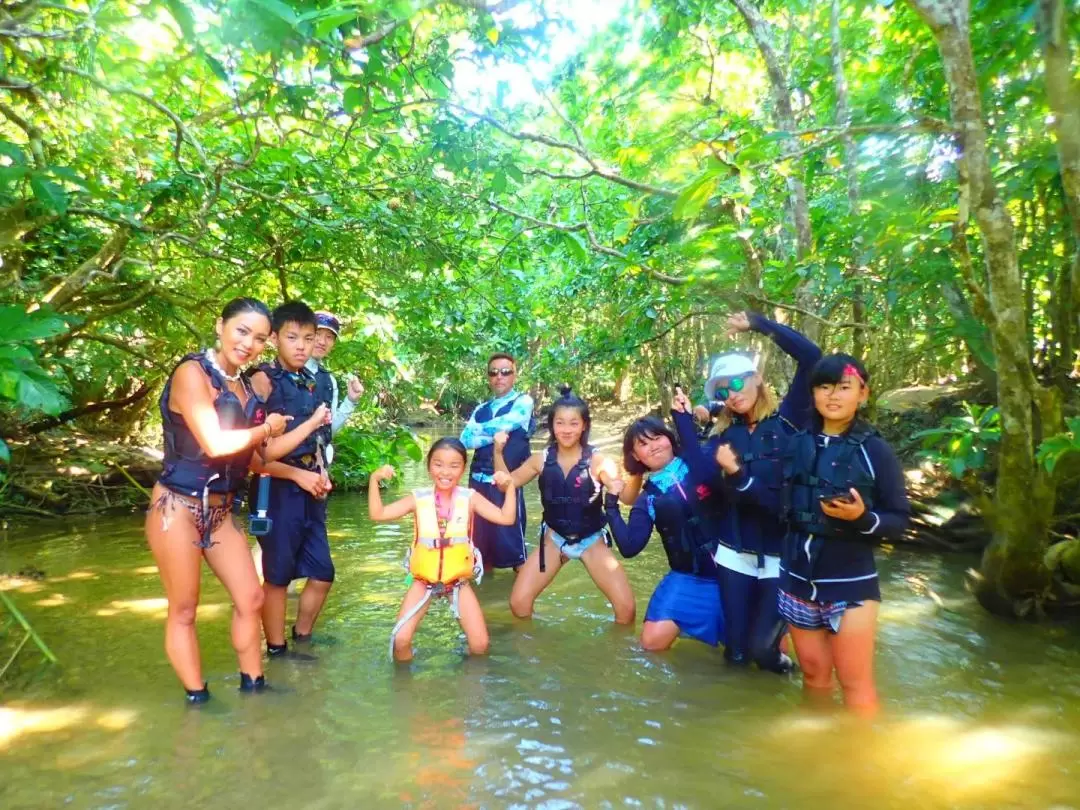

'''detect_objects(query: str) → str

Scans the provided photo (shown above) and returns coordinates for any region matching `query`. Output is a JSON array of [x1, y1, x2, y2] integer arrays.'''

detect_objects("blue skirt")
[[644, 571, 725, 647]]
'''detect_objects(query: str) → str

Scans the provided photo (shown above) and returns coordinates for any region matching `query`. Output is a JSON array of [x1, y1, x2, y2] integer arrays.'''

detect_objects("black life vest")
[[312, 364, 335, 414], [158, 352, 266, 497], [260, 360, 332, 466], [540, 444, 606, 540], [786, 423, 878, 542], [469, 394, 533, 475], [644, 473, 717, 576], [716, 411, 796, 558]]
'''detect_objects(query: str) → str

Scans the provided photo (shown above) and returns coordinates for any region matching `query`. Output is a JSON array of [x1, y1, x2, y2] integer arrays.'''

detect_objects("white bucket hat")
[[704, 352, 758, 400]]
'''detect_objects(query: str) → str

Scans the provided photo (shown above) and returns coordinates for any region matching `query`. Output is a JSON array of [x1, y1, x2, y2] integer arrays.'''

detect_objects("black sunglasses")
[[488, 368, 515, 378]]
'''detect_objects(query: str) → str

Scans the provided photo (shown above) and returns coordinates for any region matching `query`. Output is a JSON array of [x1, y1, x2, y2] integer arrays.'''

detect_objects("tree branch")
[[746, 294, 871, 329], [61, 66, 208, 171], [0, 100, 45, 166]]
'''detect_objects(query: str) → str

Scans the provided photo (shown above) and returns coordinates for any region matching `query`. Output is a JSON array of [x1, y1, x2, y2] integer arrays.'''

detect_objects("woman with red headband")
[[778, 353, 910, 714]]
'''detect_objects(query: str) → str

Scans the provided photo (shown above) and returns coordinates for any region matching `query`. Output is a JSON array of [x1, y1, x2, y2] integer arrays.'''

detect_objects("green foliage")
[[0, 307, 70, 475], [1037, 418, 1080, 477], [330, 424, 422, 491], [914, 403, 1001, 480]]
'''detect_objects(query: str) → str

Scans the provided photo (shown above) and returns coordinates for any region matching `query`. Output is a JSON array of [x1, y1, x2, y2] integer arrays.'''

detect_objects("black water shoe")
[[185, 683, 211, 704], [267, 641, 317, 662]]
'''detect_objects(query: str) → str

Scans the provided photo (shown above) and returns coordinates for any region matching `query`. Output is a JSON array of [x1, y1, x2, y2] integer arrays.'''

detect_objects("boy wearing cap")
[[307, 311, 364, 440]]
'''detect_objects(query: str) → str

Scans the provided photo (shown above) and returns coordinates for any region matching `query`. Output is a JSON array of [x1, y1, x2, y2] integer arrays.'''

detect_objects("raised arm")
[[331, 376, 363, 435], [368, 465, 415, 521], [471, 472, 518, 525], [592, 452, 620, 488], [671, 406, 722, 485], [746, 312, 822, 429], [494, 438, 543, 488], [604, 484, 654, 558], [172, 362, 285, 457]]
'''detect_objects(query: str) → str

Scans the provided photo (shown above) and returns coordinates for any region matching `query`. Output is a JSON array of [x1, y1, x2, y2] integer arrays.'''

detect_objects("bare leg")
[[828, 601, 880, 716], [640, 619, 681, 651], [580, 542, 636, 625], [508, 535, 562, 619], [788, 624, 835, 705], [203, 518, 265, 677], [294, 578, 332, 636], [455, 583, 490, 655], [262, 583, 288, 647], [145, 487, 206, 691], [393, 580, 434, 662]]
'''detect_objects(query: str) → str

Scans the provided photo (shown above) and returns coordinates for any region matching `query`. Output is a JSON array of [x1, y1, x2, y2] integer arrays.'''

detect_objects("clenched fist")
[[492, 470, 513, 491]]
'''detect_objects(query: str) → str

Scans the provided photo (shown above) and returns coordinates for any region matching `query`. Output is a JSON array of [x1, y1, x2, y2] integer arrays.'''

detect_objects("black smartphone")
[[819, 493, 855, 506], [672, 382, 684, 395]]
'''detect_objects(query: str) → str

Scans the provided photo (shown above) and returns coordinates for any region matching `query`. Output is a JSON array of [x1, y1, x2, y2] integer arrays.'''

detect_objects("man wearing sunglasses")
[[460, 353, 534, 572]]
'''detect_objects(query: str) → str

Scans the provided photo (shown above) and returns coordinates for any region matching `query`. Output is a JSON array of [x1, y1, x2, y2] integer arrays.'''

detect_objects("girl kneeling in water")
[[779, 354, 910, 714], [369, 438, 517, 662], [495, 386, 635, 625], [606, 416, 724, 651]]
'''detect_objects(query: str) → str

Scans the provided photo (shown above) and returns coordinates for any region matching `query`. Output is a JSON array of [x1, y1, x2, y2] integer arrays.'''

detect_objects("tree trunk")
[[1037, 0, 1080, 382], [829, 0, 868, 358], [906, 0, 1058, 616], [730, 0, 819, 343], [613, 367, 632, 404]]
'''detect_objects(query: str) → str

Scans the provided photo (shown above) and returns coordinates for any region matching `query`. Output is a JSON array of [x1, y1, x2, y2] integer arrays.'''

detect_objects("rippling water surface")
[[2, 428, 1079, 809]]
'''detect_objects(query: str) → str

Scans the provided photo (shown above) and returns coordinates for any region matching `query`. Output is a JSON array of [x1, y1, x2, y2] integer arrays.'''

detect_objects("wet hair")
[[221, 297, 271, 325], [271, 300, 316, 334], [622, 416, 679, 475], [487, 352, 516, 369], [810, 353, 871, 388], [547, 385, 591, 447], [426, 437, 468, 467]]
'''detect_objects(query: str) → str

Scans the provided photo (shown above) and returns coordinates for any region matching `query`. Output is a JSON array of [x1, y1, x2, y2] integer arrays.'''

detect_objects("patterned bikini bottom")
[[151, 489, 233, 549]]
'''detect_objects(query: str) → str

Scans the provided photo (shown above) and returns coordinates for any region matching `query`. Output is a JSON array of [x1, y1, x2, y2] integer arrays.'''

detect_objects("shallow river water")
[[2, 428, 1080, 810]]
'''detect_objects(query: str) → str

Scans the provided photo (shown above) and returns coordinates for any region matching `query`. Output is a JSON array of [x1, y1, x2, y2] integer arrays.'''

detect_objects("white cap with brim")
[[704, 353, 758, 400]]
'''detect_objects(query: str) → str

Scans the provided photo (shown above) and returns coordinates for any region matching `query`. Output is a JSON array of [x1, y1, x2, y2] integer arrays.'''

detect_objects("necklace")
[[204, 348, 242, 382]]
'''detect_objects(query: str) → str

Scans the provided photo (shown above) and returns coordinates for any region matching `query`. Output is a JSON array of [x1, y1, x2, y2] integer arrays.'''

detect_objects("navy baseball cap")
[[314, 311, 341, 337]]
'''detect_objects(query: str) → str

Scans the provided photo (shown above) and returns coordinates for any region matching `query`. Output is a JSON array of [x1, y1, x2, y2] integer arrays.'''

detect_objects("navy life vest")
[[260, 360, 332, 467], [469, 394, 534, 475], [312, 364, 335, 414], [716, 411, 796, 558], [158, 352, 266, 497], [644, 474, 718, 576], [540, 444, 606, 540], [786, 423, 878, 542]]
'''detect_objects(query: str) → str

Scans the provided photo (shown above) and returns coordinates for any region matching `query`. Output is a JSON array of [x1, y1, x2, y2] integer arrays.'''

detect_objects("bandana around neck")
[[648, 457, 688, 493]]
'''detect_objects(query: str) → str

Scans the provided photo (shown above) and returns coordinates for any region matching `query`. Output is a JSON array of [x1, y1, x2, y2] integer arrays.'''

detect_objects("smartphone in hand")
[[819, 492, 855, 506]]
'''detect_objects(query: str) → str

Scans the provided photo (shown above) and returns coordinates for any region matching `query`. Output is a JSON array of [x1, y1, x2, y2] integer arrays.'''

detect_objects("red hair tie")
[[843, 363, 864, 384]]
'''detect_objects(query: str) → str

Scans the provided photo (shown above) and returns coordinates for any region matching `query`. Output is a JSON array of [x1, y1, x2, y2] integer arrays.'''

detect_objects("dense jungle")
[[1, 0, 1079, 624]]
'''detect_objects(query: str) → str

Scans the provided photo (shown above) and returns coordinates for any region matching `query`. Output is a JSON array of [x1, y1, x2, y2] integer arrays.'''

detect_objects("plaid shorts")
[[778, 590, 861, 634]]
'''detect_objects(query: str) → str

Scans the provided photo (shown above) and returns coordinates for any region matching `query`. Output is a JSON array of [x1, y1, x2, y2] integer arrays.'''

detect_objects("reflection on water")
[[2, 427, 1080, 809]]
